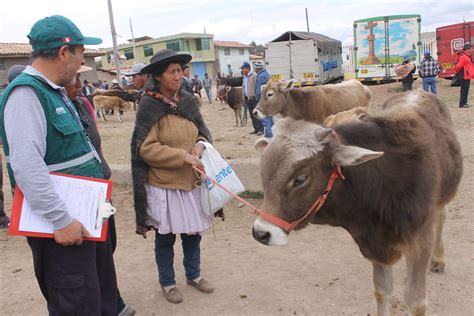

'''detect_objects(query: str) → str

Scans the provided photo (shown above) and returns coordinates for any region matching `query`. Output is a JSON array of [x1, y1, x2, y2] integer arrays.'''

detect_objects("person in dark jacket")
[[395, 56, 416, 91], [64, 65, 136, 316]]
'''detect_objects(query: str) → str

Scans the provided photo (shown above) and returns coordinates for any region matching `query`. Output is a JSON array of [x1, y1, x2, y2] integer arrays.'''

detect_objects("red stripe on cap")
[[62, 36, 72, 43]]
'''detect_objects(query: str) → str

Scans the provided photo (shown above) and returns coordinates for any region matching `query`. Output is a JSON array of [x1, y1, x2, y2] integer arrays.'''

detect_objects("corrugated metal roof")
[[0, 43, 103, 57], [214, 40, 251, 48], [268, 31, 341, 53]]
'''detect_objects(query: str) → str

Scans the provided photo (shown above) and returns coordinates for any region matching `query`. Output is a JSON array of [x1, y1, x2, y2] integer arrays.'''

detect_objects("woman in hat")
[[131, 48, 220, 304]]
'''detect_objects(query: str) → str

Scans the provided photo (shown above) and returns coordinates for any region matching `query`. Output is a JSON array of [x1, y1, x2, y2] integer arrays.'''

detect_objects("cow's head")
[[254, 79, 295, 119], [252, 118, 383, 246]]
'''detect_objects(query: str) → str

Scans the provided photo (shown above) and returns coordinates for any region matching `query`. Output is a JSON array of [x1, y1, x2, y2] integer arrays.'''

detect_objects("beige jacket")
[[139, 114, 207, 191]]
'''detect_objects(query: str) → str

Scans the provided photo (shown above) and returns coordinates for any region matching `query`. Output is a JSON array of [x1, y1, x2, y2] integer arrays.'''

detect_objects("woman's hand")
[[184, 153, 205, 172], [191, 143, 205, 158]]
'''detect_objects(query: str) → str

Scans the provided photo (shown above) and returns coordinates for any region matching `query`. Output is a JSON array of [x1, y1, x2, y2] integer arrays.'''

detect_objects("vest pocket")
[[52, 117, 82, 135]]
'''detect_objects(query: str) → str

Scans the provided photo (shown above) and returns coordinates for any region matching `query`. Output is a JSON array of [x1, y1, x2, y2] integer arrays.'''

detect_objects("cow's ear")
[[281, 79, 295, 92], [261, 84, 266, 94], [332, 144, 383, 166], [255, 138, 270, 153], [225, 86, 232, 92]]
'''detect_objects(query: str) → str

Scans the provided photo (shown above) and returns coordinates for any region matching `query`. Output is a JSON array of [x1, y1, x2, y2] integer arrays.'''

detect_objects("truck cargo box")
[[354, 15, 421, 82], [265, 31, 343, 86], [436, 21, 473, 79]]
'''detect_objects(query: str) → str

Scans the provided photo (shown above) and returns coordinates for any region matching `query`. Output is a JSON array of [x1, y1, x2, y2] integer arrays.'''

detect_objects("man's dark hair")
[[205, 73, 208, 76], [31, 45, 77, 60], [182, 64, 189, 70]]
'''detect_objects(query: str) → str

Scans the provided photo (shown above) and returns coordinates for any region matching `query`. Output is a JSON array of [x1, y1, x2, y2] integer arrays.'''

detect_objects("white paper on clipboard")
[[18, 174, 110, 238]]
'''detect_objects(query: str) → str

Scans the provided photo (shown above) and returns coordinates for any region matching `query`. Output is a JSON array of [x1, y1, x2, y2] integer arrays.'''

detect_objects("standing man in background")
[[455, 42, 473, 108], [203, 73, 212, 103], [254, 61, 273, 138], [419, 50, 439, 95], [241, 61, 263, 135]]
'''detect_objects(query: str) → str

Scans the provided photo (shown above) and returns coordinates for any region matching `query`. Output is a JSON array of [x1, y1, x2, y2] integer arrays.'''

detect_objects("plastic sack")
[[198, 141, 245, 215]]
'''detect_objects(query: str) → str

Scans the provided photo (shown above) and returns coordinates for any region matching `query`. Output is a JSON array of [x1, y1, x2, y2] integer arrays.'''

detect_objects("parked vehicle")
[[353, 15, 421, 82], [436, 21, 473, 79], [265, 31, 343, 86]]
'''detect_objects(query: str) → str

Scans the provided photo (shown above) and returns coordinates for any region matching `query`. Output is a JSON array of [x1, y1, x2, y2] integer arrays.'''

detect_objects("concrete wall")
[[0, 56, 99, 86], [215, 47, 250, 76]]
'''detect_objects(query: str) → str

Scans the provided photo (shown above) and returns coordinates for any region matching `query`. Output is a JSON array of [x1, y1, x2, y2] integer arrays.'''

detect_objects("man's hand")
[[54, 219, 89, 246]]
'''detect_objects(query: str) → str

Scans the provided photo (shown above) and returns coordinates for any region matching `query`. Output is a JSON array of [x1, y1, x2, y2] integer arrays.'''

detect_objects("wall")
[[216, 47, 250, 76], [0, 56, 98, 86]]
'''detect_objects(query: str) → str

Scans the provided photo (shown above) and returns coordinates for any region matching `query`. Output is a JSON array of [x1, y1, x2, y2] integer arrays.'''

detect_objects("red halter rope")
[[193, 166, 343, 233]]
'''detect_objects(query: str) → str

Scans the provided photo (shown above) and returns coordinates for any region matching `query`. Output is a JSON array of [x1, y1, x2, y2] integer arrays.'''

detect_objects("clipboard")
[[8, 172, 114, 242]]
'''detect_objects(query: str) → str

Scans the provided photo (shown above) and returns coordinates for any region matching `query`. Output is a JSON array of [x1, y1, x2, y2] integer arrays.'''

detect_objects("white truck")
[[264, 31, 344, 86]]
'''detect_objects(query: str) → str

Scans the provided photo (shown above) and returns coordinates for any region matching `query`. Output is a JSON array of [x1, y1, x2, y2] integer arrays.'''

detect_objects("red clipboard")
[[8, 172, 113, 242]]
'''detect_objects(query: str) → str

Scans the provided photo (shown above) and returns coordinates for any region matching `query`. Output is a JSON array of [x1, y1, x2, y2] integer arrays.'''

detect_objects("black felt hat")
[[141, 49, 192, 75]]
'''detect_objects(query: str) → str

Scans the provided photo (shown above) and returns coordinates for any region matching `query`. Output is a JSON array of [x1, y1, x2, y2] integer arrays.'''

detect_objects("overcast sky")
[[1, 0, 472, 48]]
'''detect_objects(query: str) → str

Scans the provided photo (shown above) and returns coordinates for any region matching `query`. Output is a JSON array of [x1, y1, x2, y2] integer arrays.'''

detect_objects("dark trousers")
[[27, 233, 118, 316], [108, 215, 126, 312], [460, 79, 470, 106], [402, 81, 413, 91], [154, 232, 201, 286], [245, 98, 264, 133], [0, 158, 5, 217]]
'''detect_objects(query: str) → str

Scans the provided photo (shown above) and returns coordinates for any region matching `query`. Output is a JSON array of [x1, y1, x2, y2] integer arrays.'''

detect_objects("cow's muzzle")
[[253, 108, 266, 120], [252, 217, 288, 246]]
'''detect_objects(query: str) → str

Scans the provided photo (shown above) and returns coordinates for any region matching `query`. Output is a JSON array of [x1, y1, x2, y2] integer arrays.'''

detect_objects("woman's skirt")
[[145, 183, 211, 235]]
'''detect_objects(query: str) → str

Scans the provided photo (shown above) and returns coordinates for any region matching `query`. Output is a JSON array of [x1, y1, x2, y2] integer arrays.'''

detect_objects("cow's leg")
[[404, 223, 434, 316], [117, 108, 123, 123], [430, 205, 447, 273], [372, 262, 393, 316], [100, 108, 107, 122], [234, 109, 239, 127]]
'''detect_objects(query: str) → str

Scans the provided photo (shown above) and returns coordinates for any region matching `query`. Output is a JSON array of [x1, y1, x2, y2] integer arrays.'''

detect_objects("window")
[[107, 53, 113, 64], [224, 49, 230, 56], [0, 58, 5, 70], [184, 40, 191, 51], [143, 45, 154, 57], [239, 48, 244, 55], [166, 40, 181, 52], [124, 48, 134, 60], [196, 39, 202, 51], [201, 38, 210, 50]]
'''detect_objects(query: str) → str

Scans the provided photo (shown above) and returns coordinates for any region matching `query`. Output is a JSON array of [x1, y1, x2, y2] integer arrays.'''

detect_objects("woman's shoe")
[[186, 278, 214, 294], [161, 285, 183, 304]]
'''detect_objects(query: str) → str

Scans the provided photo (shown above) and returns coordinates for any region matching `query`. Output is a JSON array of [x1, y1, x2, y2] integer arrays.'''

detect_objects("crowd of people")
[[0, 13, 472, 316]]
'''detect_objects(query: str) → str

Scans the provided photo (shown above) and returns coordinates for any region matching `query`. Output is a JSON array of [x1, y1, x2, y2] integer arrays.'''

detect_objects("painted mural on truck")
[[354, 15, 421, 80]]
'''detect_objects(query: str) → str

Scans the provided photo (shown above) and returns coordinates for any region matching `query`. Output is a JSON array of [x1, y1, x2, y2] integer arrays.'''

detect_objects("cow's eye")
[[293, 175, 308, 188], [266, 92, 274, 98]]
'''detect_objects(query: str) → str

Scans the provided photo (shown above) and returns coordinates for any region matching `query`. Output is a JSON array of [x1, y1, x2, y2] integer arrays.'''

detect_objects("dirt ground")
[[1, 79, 473, 315]]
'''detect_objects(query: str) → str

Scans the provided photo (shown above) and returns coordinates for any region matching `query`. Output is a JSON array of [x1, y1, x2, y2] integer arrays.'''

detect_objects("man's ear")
[[57, 45, 70, 61]]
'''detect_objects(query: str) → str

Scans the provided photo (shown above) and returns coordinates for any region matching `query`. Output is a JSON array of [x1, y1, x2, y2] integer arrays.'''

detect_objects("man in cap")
[[241, 61, 263, 135], [254, 61, 273, 137], [394, 55, 416, 91], [111, 78, 122, 90], [124, 63, 149, 90], [419, 50, 439, 95], [455, 42, 473, 108], [0, 15, 119, 315]]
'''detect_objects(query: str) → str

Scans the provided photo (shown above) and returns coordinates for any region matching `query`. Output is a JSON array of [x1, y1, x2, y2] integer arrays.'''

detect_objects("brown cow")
[[217, 85, 244, 127], [254, 79, 371, 123], [323, 106, 369, 127], [93, 95, 131, 122], [252, 91, 463, 316]]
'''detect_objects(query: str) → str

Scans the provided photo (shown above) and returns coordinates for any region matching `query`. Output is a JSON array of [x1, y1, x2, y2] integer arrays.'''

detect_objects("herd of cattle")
[[94, 77, 462, 315]]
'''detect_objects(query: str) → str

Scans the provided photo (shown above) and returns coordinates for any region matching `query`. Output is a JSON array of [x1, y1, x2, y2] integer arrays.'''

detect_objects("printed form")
[[18, 174, 109, 238]]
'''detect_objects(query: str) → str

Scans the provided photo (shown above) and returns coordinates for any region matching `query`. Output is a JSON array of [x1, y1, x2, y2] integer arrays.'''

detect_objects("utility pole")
[[107, 0, 122, 86], [305, 8, 310, 32], [129, 18, 137, 65]]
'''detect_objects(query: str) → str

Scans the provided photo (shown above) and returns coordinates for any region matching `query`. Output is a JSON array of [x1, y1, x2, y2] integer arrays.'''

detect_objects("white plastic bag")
[[198, 141, 245, 215]]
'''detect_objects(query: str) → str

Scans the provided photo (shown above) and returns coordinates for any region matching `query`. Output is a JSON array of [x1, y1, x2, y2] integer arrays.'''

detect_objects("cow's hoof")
[[430, 260, 445, 273]]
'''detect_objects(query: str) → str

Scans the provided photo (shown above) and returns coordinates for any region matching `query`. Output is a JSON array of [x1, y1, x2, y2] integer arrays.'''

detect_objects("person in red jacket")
[[455, 42, 473, 108]]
